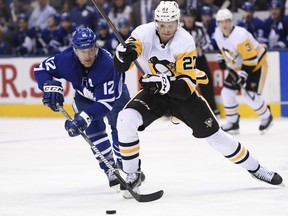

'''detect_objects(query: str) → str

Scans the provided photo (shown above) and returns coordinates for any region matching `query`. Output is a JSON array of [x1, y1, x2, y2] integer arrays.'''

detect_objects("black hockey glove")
[[115, 43, 138, 64], [232, 70, 248, 89], [43, 80, 64, 112], [216, 53, 227, 70], [139, 74, 171, 95], [64, 111, 92, 137]]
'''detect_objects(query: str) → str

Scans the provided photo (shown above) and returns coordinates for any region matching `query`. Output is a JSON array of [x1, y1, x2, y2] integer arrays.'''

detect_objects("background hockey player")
[[34, 27, 130, 188], [214, 8, 273, 134], [113, 1, 283, 198]]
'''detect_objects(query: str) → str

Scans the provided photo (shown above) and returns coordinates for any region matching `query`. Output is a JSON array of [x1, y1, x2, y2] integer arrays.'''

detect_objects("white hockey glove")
[[235, 70, 248, 88], [139, 74, 171, 95]]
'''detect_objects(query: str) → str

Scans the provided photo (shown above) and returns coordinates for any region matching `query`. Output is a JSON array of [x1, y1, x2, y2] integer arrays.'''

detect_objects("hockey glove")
[[234, 70, 248, 88], [139, 74, 171, 95], [43, 80, 64, 112], [216, 53, 227, 70], [64, 111, 92, 137], [115, 43, 138, 64]]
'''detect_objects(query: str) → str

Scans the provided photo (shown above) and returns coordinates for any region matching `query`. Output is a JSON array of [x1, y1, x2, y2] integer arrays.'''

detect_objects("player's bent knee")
[[117, 108, 143, 141], [221, 87, 237, 98], [204, 129, 238, 155]]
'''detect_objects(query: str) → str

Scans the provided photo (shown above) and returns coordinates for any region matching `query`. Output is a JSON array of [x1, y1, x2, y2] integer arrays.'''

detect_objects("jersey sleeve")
[[176, 49, 208, 85], [236, 37, 258, 72], [34, 56, 62, 90]]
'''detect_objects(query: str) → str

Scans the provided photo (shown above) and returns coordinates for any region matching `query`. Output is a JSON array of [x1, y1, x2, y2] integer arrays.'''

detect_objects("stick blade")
[[130, 189, 164, 202]]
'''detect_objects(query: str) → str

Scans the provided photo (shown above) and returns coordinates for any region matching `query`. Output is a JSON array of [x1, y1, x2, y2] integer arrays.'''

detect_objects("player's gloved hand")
[[115, 43, 138, 63], [64, 111, 92, 137], [216, 53, 227, 70], [42, 80, 64, 112], [236, 70, 248, 88], [139, 74, 171, 94]]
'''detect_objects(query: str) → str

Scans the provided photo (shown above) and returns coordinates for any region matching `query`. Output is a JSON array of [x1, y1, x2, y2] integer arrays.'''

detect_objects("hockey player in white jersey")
[[113, 1, 283, 198], [214, 8, 273, 134]]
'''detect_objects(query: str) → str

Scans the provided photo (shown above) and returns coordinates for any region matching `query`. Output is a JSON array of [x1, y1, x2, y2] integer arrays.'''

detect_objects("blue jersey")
[[70, 4, 98, 30], [263, 17, 288, 48], [238, 17, 267, 44], [34, 47, 123, 121]]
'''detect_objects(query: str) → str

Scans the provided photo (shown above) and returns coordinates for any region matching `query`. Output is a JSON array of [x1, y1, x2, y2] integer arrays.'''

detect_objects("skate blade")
[[251, 174, 285, 187], [226, 129, 240, 135], [260, 122, 274, 135], [111, 184, 121, 193], [123, 187, 140, 199]]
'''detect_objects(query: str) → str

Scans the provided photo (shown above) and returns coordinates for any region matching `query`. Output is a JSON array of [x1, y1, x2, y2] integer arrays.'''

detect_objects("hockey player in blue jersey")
[[34, 27, 129, 188]]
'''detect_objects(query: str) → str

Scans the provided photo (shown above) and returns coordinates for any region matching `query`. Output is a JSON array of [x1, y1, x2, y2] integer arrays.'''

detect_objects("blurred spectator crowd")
[[1, 0, 288, 56]]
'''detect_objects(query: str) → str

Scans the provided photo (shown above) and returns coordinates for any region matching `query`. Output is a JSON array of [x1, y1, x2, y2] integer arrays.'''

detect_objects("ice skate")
[[105, 169, 121, 190], [249, 165, 284, 186], [122, 171, 142, 199], [221, 115, 240, 134], [259, 106, 273, 134]]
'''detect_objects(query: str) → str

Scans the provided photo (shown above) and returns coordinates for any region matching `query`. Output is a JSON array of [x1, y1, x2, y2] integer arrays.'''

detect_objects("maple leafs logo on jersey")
[[148, 56, 175, 76]]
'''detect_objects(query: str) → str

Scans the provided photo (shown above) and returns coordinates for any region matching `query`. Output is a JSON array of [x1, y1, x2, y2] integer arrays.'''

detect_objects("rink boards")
[[0, 51, 288, 117]]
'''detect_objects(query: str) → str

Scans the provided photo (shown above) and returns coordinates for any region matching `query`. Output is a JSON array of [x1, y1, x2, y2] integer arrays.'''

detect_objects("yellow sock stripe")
[[229, 145, 247, 163], [225, 107, 238, 115], [120, 146, 140, 154], [255, 103, 268, 116]]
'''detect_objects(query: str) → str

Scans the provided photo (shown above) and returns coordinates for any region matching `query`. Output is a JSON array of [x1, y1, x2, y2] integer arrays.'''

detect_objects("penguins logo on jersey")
[[204, 118, 213, 128], [148, 56, 175, 76], [221, 47, 238, 65]]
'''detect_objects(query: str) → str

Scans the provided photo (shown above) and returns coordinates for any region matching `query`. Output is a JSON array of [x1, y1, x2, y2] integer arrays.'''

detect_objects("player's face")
[[243, 11, 253, 22], [270, 8, 281, 20], [201, 14, 212, 27], [156, 21, 178, 43], [75, 47, 97, 67], [182, 16, 195, 29], [217, 19, 233, 36]]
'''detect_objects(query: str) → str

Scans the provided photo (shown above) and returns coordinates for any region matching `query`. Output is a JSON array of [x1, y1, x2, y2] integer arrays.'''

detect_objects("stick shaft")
[[90, 0, 145, 74]]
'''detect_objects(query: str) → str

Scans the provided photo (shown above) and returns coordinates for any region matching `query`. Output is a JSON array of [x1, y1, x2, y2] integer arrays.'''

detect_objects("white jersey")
[[125, 22, 208, 94], [214, 25, 267, 73]]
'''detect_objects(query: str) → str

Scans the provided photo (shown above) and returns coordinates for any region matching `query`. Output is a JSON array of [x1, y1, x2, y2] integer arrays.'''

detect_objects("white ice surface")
[[0, 117, 287, 216]]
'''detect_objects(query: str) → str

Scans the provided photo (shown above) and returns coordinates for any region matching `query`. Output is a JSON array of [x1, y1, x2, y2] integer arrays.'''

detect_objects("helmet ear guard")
[[72, 27, 97, 49], [154, 1, 180, 24]]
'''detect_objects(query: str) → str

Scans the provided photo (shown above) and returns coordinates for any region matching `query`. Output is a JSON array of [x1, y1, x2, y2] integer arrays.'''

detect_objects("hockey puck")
[[106, 210, 116, 214]]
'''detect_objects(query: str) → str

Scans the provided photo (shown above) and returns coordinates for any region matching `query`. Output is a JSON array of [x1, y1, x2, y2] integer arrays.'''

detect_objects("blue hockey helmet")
[[48, 13, 61, 24], [118, 17, 129, 28], [17, 13, 28, 22], [72, 27, 97, 49], [200, 6, 213, 16], [97, 19, 109, 30], [241, 2, 255, 11], [61, 12, 71, 22], [270, 0, 283, 9]]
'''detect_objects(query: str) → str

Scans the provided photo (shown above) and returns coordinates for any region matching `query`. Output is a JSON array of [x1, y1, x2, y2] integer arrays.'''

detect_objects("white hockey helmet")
[[215, 8, 233, 22], [154, 1, 180, 23]]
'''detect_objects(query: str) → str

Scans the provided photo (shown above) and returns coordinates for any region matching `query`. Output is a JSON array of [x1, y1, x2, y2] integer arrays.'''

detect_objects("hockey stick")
[[57, 105, 163, 202], [90, 0, 145, 75]]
